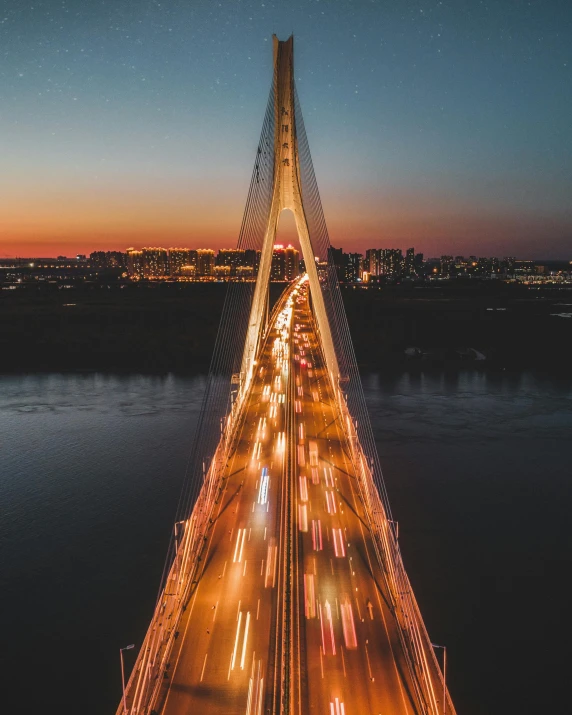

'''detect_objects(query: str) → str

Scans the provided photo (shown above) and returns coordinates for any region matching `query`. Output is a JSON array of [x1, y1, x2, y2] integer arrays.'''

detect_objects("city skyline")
[[1, 2, 571, 259], [2, 238, 569, 263]]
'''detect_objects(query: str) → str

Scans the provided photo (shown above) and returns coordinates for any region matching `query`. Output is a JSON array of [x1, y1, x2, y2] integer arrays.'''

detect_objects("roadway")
[[157, 281, 297, 715], [290, 282, 419, 715], [154, 278, 430, 714]]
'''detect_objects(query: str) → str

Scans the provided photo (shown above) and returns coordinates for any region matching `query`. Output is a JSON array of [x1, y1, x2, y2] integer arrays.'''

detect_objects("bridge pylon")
[[240, 35, 339, 395]]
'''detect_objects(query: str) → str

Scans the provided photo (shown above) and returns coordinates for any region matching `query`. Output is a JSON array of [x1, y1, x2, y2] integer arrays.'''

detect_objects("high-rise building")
[[126, 248, 144, 279], [271, 244, 299, 280], [365, 248, 381, 276], [380, 248, 403, 277], [271, 245, 287, 280], [169, 248, 197, 276], [404, 247, 415, 276], [141, 247, 169, 278], [329, 246, 345, 282], [345, 253, 363, 282], [244, 249, 261, 276], [196, 249, 215, 276], [284, 244, 300, 280], [217, 249, 247, 275]]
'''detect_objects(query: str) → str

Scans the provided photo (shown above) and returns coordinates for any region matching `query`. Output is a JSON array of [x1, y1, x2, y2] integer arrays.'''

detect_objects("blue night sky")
[[1, 0, 571, 258]]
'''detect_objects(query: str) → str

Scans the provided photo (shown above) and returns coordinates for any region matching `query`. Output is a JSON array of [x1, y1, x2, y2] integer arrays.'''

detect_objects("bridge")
[[118, 36, 455, 715]]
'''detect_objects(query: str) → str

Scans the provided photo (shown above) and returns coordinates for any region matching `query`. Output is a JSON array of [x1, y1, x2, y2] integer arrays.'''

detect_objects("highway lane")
[[291, 283, 420, 715], [149, 276, 446, 715], [158, 283, 299, 715]]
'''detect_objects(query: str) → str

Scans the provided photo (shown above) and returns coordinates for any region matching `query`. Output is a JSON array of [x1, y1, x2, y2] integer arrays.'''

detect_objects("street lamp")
[[120, 644, 135, 714], [431, 643, 447, 715]]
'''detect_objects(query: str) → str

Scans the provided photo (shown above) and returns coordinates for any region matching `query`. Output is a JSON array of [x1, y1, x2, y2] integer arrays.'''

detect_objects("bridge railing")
[[117, 404, 245, 714], [332, 385, 457, 715]]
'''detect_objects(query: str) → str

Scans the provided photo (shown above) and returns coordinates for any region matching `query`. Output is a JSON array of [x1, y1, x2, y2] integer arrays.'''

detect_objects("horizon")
[[2, 244, 571, 263]]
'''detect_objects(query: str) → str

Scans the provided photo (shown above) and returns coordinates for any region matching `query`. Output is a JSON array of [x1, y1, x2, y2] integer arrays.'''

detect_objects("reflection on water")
[[0, 371, 570, 714]]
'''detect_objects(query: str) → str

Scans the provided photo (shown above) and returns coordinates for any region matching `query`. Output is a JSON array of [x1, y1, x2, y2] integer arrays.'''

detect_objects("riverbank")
[[1, 281, 571, 373]]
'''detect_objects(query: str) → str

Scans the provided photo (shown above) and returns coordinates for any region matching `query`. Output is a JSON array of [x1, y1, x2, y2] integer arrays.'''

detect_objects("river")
[[1, 371, 570, 714]]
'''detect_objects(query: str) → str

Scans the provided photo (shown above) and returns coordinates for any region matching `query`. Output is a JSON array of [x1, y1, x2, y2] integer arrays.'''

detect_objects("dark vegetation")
[[1, 280, 571, 373]]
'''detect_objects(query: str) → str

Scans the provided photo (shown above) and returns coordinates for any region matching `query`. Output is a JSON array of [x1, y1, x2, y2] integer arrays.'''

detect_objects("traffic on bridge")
[[117, 34, 454, 715]]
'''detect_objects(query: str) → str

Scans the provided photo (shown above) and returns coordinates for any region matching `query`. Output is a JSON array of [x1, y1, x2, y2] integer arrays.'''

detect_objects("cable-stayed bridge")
[[118, 35, 455, 715]]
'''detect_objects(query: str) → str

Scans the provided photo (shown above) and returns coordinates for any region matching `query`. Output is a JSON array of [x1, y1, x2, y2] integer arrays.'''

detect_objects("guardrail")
[[116, 395, 249, 714], [334, 390, 457, 715]]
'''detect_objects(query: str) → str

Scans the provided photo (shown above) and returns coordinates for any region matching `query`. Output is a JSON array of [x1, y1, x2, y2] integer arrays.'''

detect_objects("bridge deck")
[[152, 280, 427, 715]]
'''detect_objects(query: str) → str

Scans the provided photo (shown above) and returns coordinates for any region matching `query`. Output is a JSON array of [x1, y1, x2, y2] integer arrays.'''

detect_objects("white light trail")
[[258, 468, 269, 504], [326, 491, 337, 515], [299, 475, 308, 502], [309, 440, 318, 466], [311, 519, 323, 551], [330, 698, 346, 715], [240, 611, 251, 670], [332, 527, 345, 557], [341, 600, 358, 649], [231, 612, 243, 671], [233, 528, 246, 563]]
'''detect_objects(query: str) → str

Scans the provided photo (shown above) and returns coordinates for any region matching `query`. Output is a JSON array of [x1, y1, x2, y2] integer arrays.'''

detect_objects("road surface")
[[155, 279, 431, 715]]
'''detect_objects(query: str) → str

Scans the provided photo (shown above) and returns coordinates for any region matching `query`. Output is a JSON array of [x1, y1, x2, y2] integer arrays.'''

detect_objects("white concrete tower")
[[241, 35, 340, 390]]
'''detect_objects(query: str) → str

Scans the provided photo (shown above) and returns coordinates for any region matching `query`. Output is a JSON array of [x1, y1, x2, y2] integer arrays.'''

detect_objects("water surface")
[[1, 371, 570, 714]]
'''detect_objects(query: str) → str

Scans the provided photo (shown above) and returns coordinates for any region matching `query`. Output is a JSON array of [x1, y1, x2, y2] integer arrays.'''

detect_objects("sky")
[[1, 0, 571, 259]]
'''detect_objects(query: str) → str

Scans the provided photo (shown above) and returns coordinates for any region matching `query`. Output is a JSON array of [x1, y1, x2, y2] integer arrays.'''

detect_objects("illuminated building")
[[213, 265, 231, 278], [236, 265, 254, 278], [217, 249, 247, 275], [141, 247, 169, 278], [345, 252, 363, 282], [179, 264, 196, 278], [380, 248, 403, 277], [271, 245, 286, 280], [365, 248, 381, 276], [440, 255, 454, 277], [244, 249, 261, 275], [169, 248, 197, 276], [284, 245, 300, 280], [89, 251, 127, 271], [271, 244, 300, 281], [404, 247, 415, 276], [196, 249, 215, 276], [126, 248, 144, 279]]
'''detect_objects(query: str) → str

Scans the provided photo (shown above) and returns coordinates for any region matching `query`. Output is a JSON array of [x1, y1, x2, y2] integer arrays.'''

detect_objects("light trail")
[[233, 528, 246, 563], [258, 468, 269, 505], [311, 519, 323, 551], [329, 699, 346, 715], [240, 612, 251, 670], [231, 612, 243, 672], [299, 475, 308, 502], [332, 527, 345, 557], [340, 599, 358, 649]]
